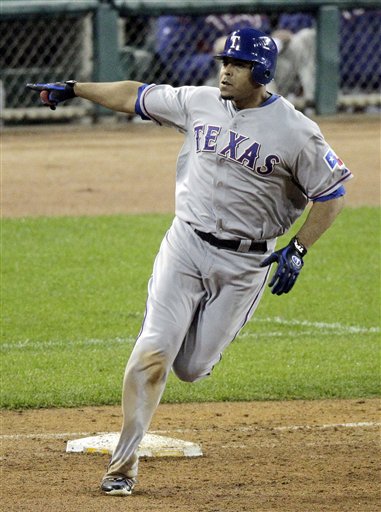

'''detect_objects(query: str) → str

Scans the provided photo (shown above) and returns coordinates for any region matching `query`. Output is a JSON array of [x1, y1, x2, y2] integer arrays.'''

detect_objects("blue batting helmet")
[[215, 28, 278, 85]]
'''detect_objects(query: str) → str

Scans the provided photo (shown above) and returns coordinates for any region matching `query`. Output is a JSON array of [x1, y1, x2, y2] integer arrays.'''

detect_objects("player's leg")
[[172, 242, 274, 383], [102, 217, 205, 486]]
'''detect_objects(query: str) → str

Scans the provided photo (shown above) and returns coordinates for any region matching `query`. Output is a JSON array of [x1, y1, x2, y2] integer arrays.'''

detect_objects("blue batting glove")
[[260, 237, 307, 295], [26, 80, 77, 110]]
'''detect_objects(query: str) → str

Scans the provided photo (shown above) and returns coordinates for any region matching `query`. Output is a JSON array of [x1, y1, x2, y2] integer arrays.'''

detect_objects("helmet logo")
[[229, 34, 241, 51]]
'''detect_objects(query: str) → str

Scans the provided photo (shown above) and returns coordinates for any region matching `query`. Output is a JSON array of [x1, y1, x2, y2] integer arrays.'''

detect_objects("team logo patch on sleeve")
[[324, 149, 345, 172]]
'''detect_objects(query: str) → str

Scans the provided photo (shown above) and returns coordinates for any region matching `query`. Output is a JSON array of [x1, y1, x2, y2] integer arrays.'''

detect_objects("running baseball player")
[[26, 28, 352, 497]]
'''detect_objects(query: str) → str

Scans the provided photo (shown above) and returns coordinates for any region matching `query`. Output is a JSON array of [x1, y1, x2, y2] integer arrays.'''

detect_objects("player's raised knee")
[[172, 362, 212, 383]]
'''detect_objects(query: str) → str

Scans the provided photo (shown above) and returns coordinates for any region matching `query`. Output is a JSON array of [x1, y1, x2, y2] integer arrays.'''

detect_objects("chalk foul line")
[[2, 317, 378, 351], [1, 422, 380, 441], [253, 317, 380, 335]]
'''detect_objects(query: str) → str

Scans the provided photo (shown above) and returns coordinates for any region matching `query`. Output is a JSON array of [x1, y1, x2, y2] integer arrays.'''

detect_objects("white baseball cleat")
[[101, 476, 136, 496]]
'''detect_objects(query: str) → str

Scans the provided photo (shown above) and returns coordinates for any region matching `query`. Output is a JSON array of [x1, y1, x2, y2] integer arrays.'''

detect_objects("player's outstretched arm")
[[74, 81, 143, 114], [26, 80, 143, 114], [260, 196, 345, 295]]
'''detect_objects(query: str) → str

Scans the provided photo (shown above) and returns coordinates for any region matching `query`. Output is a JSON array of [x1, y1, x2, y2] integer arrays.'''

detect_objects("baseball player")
[[27, 28, 352, 497]]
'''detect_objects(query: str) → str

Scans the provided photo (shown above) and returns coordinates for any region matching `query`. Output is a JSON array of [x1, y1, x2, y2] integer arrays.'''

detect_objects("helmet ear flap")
[[251, 62, 274, 85]]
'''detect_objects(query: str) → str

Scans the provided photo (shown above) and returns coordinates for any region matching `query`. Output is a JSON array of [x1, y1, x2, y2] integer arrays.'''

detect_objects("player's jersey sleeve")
[[136, 84, 197, 132], [292, 132, 353, 200]]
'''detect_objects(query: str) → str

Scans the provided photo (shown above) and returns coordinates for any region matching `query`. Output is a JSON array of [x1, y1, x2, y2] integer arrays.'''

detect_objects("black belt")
[[193, 228, 267, 254]]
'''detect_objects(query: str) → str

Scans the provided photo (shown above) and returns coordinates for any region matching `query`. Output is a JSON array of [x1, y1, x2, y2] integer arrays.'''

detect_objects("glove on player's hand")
[[260, 237, 307, 295], [26, 81, 77, 110]]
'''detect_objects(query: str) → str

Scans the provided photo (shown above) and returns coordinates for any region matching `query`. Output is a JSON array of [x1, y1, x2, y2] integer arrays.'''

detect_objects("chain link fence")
[[340, 9, 380, 93], [0, 13, 93, 120], [1, 5, 380, 123]]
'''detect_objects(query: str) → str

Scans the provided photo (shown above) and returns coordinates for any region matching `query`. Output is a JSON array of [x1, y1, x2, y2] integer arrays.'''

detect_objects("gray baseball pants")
[[104, 216, 275, 479]]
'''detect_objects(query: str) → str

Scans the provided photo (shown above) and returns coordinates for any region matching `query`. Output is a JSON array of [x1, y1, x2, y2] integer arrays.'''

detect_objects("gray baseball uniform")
[[105, 85, 352, 480]]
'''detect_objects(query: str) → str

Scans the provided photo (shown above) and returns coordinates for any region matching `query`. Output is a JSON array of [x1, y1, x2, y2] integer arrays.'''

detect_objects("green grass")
[[1, 208, 380, 408]]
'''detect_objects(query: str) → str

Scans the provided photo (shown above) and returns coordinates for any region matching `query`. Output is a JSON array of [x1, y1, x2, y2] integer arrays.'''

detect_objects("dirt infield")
[[1, 400, 380, 512], [1, 115, 380, 511]]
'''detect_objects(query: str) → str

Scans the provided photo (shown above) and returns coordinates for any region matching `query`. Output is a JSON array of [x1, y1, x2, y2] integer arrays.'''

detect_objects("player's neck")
[[233, 89, 271, 110]]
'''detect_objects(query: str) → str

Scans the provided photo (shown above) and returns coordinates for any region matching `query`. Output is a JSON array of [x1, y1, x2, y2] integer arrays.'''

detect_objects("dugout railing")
[[1, 0, 380, 123]]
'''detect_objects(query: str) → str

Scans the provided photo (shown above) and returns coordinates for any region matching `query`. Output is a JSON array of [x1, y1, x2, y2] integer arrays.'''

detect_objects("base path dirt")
[[1, 115, 380, 511], [1, 399, 380, 512]]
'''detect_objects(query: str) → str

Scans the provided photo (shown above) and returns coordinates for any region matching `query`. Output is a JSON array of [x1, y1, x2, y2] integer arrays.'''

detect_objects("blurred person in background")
[[154, 15, 216, 86], [155, 14, 271, 87], [270, 26, 316, 109]]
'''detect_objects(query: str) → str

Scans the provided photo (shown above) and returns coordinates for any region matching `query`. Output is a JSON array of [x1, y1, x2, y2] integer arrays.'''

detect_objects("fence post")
[[316, 5, 340, 115], [92, 2, 119, 117]]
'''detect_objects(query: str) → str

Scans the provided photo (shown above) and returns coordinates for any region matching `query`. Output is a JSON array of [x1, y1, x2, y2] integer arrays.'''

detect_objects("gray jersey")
[[138, 85, 352, 240]]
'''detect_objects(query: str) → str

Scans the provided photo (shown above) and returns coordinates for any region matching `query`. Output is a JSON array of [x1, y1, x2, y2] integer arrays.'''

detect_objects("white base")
[[66, 432, 203, 458]]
